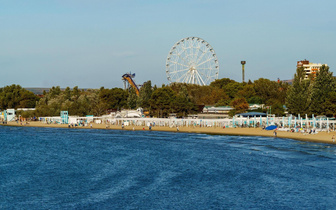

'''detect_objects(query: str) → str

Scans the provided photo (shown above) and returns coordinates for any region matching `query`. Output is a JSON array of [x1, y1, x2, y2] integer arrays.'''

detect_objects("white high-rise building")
[[297, 59, 328, 79]]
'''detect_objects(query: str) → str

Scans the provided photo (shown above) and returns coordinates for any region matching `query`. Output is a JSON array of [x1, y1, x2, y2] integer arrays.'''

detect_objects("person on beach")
[[274, 130, 277, 137], [332, 135, 335, 142], [177, 126, 179, 131]]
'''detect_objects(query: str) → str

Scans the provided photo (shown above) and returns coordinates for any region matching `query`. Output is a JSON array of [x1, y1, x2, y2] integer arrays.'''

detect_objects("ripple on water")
[[0, 126, 336, 209]]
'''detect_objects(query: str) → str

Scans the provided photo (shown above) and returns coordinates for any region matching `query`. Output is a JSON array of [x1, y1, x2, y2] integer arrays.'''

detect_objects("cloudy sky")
[[1, 0, 336, 88]]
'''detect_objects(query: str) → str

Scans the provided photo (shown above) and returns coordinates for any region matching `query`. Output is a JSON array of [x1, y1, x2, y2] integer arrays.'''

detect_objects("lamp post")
[[241, 61, 246, 83]]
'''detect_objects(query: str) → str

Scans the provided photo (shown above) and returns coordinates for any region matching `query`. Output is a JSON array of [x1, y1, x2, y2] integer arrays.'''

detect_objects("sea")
[[1, 126, 336, 209]]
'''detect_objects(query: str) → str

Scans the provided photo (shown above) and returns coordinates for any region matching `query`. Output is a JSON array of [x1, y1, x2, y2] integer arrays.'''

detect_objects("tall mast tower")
[[241, 61, 246, 83]]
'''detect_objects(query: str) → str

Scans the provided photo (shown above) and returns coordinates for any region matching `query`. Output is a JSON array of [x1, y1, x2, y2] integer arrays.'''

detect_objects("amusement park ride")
[[122, 73, 140, 96], [166, 37, 219, 86], [122, 37, 220, 96]]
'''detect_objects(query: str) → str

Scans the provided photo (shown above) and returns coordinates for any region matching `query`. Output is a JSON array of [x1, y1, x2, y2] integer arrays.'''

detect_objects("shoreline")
[[2, 121, 336, 145]]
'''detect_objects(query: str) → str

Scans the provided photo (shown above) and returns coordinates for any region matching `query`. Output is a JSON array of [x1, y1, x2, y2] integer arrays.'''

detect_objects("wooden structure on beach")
[[109, 115, 336, 132]]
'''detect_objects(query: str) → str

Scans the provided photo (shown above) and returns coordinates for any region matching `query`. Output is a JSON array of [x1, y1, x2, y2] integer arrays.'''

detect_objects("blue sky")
[[1, 0, 336, 88]]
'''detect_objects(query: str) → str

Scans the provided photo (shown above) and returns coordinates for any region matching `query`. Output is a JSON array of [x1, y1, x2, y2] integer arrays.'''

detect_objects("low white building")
[[249, 104, 264, 110], [115, 108, 144, 118]]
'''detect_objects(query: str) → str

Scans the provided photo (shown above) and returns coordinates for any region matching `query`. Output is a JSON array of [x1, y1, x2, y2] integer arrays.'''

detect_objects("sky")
[[1, 0, 336, 89]]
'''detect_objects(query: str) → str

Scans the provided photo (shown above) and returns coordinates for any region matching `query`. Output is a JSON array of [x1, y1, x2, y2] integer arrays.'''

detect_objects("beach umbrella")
[[327, 118, 329, 132], [265, 125, 277, 130], [313, 117, 316, 128], [266, 116, 269, 126], [260, 116, 262, 127], [288, 115, 291, 128]]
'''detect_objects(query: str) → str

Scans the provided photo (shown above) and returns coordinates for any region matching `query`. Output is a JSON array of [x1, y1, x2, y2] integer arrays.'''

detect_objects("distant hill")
[[25, 88, 51, 95], [25, 87, 90, 95], [282, 79, 293, 85]]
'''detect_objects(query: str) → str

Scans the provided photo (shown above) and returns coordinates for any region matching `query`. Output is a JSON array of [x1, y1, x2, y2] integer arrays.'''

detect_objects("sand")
[[3, 121, 336, 145]]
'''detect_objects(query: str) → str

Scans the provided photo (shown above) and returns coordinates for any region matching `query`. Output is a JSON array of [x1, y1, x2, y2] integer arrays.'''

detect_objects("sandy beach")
[[3, 121, 336, 145]]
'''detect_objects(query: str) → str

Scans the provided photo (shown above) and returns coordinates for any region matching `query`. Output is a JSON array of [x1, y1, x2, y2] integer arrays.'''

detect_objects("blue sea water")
[[1, 126, 336, 209]]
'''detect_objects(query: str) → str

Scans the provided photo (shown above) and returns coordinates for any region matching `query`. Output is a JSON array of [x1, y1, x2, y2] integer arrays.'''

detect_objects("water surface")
[[1, 126, 335, 209]]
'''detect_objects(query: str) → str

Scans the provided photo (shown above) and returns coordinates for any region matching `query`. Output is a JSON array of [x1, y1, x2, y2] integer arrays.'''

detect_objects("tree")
[[137, 80, 152, 109], [64, 87, 71, 100], [324, 92, 336, 116], [237, 84, 256, 100], [210, 78, 244, 99], [266, 100, 285, 116], [230, 97, 249, 113], [254, 78, 280, 104], [71, 86, 80, 100], [0, 84, 39, 110], [49, 86, 61, 98], [99, 87, 128, 110], [35, 86, 101, 116], [127, 88, 138, 109], [310, 65, 336, 116], [286, 67, 311, 115], [149, 86, 176, 117]]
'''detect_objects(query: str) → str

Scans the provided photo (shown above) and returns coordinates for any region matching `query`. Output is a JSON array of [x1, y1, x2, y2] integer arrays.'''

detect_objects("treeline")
[[0, 85, 39, 109], [0, 78, 288, 118], [286, 65, 336, 116], [1, 65, 335, 118]]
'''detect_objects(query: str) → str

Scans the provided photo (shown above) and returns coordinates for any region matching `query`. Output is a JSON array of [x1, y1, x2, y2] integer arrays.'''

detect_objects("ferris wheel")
[[166, 37, 219, 86]]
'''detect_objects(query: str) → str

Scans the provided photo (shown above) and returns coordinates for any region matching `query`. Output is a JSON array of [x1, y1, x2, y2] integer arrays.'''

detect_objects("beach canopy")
[[265, 125, 277, 130], [236, 112, 267, 117]]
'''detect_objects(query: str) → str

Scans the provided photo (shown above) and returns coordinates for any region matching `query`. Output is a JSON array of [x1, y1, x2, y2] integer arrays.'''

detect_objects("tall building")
[[297, 59, 328, 79]]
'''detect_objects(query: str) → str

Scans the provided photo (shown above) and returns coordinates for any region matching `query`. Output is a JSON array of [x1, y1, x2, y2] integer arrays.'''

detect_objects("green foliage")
[[253, 78, 286, 104], [170, 83, 229, 105], [0, 84, 39, 110], [137, 80, 153, 109], [149, 86, 176, 117], [127, 88, 138, 109], [16, 110, 35, 119], [149, 86, 196, 117], [237, 84, 255, 100], [286, 67, 311, 115], [310, 65, 336, 116], [210, 78, 244, 99], [215, 99, 229, 106], [324, 92, 336, 117], [267, 101, 285, 116], [9, 65, 336, 119], [230, 97, 249, 113], [99, 87, 128, 110], [210, 78, 237, 89], [35, 86, 126, 117], [247, 96, 263, 104], [228, 109, 237, 117]]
